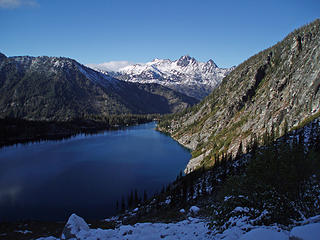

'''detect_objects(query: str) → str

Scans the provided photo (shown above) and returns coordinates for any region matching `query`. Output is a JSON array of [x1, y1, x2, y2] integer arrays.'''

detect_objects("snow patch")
[[290, 222, 320, 240], [38, 214, 212, 240], [15, 229, 32, 234], [133, 207, 139, 212], [239, 228, 288, 240], [35, 214, 320, 240]]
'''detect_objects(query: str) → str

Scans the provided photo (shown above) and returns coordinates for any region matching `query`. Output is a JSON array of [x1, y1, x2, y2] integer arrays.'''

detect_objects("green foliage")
[[213, 130, 320, 226]]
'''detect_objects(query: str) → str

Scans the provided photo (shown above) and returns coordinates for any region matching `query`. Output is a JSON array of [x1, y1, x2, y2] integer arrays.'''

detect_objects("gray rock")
[[61, 214, 90, 240], [159, 19, 320, 173]]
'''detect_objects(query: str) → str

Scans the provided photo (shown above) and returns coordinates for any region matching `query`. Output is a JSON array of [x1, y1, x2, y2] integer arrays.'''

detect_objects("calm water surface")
[[0, 122, 190, 221]]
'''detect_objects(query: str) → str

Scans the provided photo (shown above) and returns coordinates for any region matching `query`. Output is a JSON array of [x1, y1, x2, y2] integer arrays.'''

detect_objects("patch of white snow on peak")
[[87, 61, 133, 72], [77, 64, 120, 88], [94, 56, 233, 88]]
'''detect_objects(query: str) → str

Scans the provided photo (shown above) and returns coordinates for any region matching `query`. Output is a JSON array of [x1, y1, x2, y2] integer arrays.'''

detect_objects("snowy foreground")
[[36, 211, 320, 240]]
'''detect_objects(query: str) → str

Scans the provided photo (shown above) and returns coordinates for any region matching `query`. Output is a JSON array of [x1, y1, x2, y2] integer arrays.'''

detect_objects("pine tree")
[[116, 200, 119, 212], [134, 189, 139, 206], [121, 196, 125, 213], [143, 190, 148, 202], [179, 170, 183, 179], [202, 179, 207, 196], [236, 141, 243, 159], [128, 190, 134, 209]]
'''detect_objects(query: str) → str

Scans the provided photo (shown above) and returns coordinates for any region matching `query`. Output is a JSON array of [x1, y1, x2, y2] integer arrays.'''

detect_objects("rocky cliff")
[[158, 19, 320, 173]]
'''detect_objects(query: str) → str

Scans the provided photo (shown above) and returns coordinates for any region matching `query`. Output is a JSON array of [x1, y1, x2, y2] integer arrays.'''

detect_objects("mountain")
[[158, 19, 320, 173], [91, 56, 234, 100], [0, 54, 198, 121]]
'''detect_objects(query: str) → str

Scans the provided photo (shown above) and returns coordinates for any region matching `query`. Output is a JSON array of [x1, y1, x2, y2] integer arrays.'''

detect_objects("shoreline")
[[0, 115, 158, 148]]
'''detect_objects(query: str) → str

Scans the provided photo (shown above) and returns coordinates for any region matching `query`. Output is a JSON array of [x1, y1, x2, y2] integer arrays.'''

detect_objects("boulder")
[[61, 214, 90, 240], [189, 206, 200, 215]]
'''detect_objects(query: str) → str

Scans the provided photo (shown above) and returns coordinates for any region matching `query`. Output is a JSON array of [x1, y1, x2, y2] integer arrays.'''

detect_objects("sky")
[[0, 0, 319, 69]]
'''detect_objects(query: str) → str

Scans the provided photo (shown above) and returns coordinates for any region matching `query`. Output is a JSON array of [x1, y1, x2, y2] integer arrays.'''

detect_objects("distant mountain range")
[[0, 53, 198, 121], [90, 56, 234, 100]]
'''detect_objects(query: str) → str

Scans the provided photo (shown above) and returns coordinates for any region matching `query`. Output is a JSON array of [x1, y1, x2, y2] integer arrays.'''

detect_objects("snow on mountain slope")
[[90, 56, 234, 99]]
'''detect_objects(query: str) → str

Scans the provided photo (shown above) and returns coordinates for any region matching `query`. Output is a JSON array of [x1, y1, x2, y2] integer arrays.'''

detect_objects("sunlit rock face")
[[158, 19, 320, 172]]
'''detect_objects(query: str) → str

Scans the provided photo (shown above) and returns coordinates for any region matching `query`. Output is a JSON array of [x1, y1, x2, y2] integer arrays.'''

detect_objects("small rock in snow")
[[180, 209, 186, 213], [189, 206, 200, 214], [133, 207, 139, 212]]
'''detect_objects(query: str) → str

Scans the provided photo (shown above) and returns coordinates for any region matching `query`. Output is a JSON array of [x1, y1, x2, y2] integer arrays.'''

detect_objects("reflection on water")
[[0, 122, 190, 221]]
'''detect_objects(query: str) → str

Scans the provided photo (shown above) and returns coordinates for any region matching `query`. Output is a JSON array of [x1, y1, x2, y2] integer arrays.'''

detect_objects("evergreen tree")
[[236, 141, 243, 159], [116, 200, 119, 212], [121, 196, 126, 213], [134, 189, 139, 206], [128, 190, 134, 209], [202, 179, 207, 196], [143, 190, 148, 202]]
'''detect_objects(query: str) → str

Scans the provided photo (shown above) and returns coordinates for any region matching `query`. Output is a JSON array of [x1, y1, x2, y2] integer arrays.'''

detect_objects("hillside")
[[0, 54, 197, 121], [158, 19, 320, 173], [91, 56, 233, 100]]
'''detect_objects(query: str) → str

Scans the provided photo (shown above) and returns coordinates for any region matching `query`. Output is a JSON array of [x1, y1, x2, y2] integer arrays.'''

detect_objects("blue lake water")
[[0, 122, 190, 221]]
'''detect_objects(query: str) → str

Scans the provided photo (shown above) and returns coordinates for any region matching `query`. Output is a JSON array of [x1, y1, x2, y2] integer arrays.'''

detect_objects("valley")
[[0, 13, 320, 240]]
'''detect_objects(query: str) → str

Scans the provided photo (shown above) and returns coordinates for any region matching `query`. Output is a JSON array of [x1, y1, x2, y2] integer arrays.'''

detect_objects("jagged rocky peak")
[[176, 55, 197, 67], [206, 59, 218, 68], [103, 55, 233, 100]]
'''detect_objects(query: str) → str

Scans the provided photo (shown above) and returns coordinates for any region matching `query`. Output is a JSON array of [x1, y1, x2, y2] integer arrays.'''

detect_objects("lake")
[[0, 122, 190, 221]]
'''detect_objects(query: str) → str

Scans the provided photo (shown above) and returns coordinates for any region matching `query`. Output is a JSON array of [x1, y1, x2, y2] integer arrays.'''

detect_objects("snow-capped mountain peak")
[[206, 59, 218, 68], [176, 55, 197, 67], [90, 56, 234, 99]]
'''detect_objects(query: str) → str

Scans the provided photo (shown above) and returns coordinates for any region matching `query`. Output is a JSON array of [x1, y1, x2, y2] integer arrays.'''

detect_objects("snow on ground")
[[37, 215, 212, 240], [290, 222, 320, 240], [239, 228, 288, 240], [36, 213, 320, 240], [14, 229, 32, 234]]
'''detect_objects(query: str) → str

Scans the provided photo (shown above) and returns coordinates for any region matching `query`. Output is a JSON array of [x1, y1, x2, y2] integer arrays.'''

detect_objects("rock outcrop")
[[158, 19, 320, 172]]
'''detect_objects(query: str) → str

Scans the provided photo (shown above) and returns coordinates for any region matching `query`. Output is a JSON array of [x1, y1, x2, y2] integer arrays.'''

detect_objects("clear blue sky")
[[0, 0, 319, 68]]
